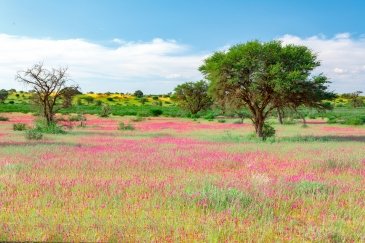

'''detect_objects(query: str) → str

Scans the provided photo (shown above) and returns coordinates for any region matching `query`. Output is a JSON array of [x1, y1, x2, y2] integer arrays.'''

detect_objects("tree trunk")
[[254, 113, 265, 138], [277, 108, 284, 124]]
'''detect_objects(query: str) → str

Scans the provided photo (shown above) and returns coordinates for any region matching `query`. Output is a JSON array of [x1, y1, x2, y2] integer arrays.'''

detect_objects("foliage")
[[134, 90, 144, 98], [262, 123, 276, 140], [0, 89, 9, 103], [25, 129, 43, 140], [0, 116, 9, 121], [99, 104, 111, 117], [118, 122, 135, 131], [150, 108, 163, 116], [13, 123, 27, 131], [200, 40, 334, 138], [60, 86, 81, 108], [83, 96, 95, 104], [294, 181, 330, 196], [34, 119, 66, 134], [173, 80, 212, 114], [187, 184, 252, 211]]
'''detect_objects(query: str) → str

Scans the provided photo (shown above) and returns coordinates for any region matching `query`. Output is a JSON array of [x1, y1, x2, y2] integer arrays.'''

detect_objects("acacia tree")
[[0, 89, 9, 103], [16, 63, 74, 125], [61, 86, 81, 108], [200, 40, 334, 138], [173, 80, 212, 114]]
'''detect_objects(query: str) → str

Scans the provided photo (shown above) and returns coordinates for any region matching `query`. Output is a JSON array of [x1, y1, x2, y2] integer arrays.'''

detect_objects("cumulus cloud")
[[0, 34, 205, 93], [279, 33, 365, 93]]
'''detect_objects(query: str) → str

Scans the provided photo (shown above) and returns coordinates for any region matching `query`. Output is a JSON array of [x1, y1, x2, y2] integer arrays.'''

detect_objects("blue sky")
[[0, 0, 364, 93]]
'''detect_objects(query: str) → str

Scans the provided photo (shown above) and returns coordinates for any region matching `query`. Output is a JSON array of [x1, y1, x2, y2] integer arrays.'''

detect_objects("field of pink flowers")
[[1, 113, 365, 241]]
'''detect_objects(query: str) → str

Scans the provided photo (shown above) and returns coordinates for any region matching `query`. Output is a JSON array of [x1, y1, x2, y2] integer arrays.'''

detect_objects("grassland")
[[0, 113, 364, 241]]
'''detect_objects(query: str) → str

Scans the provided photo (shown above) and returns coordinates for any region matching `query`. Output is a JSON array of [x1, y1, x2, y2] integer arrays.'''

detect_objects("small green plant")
[[13, 123, 27, 131], [262, 123, 275, 140], [187, 184, 252, 211], [217, 119, 226, 123], [106, 97, 114, 102], [99, 104, 111, 117], [294, 181, 330, 196], [25, 129, 43, 140], [118, 122, 135, 131], [0, 116, 9, 121]]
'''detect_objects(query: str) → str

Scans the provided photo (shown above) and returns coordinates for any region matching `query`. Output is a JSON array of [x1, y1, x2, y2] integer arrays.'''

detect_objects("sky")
[[0, 0, 364, 94]]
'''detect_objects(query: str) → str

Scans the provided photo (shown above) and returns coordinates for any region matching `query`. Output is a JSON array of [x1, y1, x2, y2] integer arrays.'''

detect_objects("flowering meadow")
[[0, 113, 365, 241]]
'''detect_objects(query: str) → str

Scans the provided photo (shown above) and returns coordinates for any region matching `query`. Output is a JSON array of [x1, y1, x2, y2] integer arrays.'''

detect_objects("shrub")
[[262, 123, 275, 140], [106, 97, 114, 102], [8, 101, 14, 104], [0, 116, 9, 121], [95, 100, 102, 106], [152, 96, 159, 100], [25, 129, 43, 140], [342, 117, 364, 125], [99, 104, 111, 117], [204, 113, 215, 120], [327, 116, 337, 124], [130, 116, 144, 122], [118, 122, 135, 131], [35, 119, 66, 134], [151, 109, 163, 116], [217, 119, 226, 123], [140, 97, 148, 105], [69, 114, 86, 122], [13, 123, 27, 131]]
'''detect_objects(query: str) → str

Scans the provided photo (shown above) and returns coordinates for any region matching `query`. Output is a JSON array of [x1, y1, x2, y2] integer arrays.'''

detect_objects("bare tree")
[[16, 63, 73, 125]]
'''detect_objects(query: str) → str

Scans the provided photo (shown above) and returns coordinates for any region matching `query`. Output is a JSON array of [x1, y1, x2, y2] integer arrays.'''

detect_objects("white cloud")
[[0, 34, 205, 93], [279, 33, 365, 93], [333, 68, 347, 74]]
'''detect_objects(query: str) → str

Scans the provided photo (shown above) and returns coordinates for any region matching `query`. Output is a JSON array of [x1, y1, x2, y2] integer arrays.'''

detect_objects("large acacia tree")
[[16, 63, 76, 124], [200, 40, 334, 138]]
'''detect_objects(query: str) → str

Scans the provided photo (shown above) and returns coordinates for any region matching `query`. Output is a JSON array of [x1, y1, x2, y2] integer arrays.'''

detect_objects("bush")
[[95, 100, 102, 106], [8, 101, 14, 104], [262, 123, 275, 140], [204, 113, 215, 120], [151, 109, 163, 116], [0, 116, 9, 121], [25, 129, 43, 140], [327, 116, 337, 124], [130, 116, 144, 122], [106, 97, 114, 102], [69, 114, 86, 122], [13, 123, 27, 131], [342, 117, 364, 125], [118, 122, 135, 131], [152, 96, 159, 100], [99, 104, 111, 117], [217, 119, 226, 123], [35, 120, 66, 134]]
